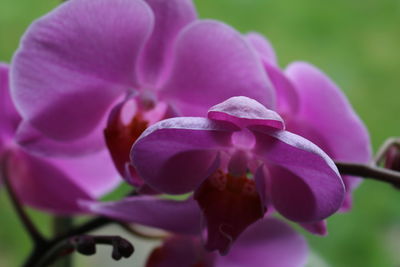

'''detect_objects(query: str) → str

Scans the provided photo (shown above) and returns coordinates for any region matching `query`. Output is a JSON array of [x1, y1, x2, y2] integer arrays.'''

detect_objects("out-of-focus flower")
[[145, 218, 308, 267], [0, 63, 120, 214], [86, 96, 344, 254], [247, 33, 371, 210], [384, 145, 400, 172], [11, 0, 274, 186]]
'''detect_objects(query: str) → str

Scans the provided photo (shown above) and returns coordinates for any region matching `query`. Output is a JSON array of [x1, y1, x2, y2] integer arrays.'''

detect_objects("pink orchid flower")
[[10, 0, 274, 186], [1, 63, 120, 214], [145, 218, 308, 267], [247, 33, 371, 210], [85, 197, 307, 266], [86, 96, 345, 254]]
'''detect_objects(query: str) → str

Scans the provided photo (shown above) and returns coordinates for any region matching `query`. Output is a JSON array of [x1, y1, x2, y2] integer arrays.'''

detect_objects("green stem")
[[52, 216, 74, 267]]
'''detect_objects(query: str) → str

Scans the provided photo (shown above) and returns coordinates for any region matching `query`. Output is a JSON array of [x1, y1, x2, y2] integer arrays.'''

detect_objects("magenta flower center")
[[104, 111, 149, 178], [194, 169, 266, 255]]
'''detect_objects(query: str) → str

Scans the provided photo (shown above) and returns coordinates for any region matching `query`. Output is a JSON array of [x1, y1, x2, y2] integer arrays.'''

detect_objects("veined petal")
[[11, 0, 154, 141], [285, 62, 371, 211], [132, 117, 235, 194], [253, 130, 345, 222], [84, 197, 202, 235], [285, 62, 371, 165], [216, 218, 308, 267], [7, 149, 94, 214], [160, 20, 275, 116], [45, 149, 121, 198], [208, 96, 284, 130], [138, 0, 197, 86], [15, 120, 106, 157], [264, 62, 299, 115], [0, 64, 20, 153], [246, 32, 278, 66]]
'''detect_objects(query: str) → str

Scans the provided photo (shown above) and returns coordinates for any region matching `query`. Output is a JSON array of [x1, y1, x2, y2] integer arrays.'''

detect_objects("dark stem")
[[0, 154, 46, 246], [53, 217, 74, 267], [35, 234, 134, 266], [23, 217, 112, 267], [373, 137, 400, 165], [335, 161, 400, 188]]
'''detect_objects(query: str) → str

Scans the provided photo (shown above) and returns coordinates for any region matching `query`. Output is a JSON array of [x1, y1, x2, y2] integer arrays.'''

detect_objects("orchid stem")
[[0, 154, 46, 246], [53, 216, 74, 267], [23, 216, 112, 267], [335, 161, 400, 188]]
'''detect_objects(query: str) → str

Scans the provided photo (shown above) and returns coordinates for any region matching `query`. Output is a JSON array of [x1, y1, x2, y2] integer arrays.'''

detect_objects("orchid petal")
[[132, 117, 235, 194], [0, 64, 20, 153], [160, 20, 275, 116], [84, 197, 202, 235], [138, 0, 197, 86], [208, 96, 284, 130], [46, 149, 121, 198], [15, 120, 106, 157], [254, 165, 268, 207], [217, 218, 308, 267], [300, 220, 327, 236], [11, 0, 153, 142], [285, 62, 371, 210], [246, 32, 278, 65], [285, 62, 371, 165], [7, 149, 93, 214], [264, 62, 299, 115], [254, 130, 345, 222], [145, 236, 215, 267]]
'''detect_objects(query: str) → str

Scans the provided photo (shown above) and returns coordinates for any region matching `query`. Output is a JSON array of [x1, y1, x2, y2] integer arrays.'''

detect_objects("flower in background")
[[0, 63, 120, 214], [11, 0, 274, 188], [246, 33, 371, 211], [84, 196, 308, 266], [86, 96, 344, 254], [145, 218, 308, 267]]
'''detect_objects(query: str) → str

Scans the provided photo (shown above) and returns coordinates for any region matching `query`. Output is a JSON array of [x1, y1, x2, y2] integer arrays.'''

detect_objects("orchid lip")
[[195, 169, 266, 255]]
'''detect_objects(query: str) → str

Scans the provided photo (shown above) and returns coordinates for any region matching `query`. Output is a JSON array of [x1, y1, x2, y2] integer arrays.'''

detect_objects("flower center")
[[194, 169, 266, 255], [104, 105, 149, 180]]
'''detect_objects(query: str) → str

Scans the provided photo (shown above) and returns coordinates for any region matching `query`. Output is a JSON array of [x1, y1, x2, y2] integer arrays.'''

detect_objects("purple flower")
[[145, 218, 308, 267], [247, 33, 372, 210], [85, 96, 345, 254], [11, 0, 274, 185], [0, 63, 120, 214], [84, 197, 308, 266]]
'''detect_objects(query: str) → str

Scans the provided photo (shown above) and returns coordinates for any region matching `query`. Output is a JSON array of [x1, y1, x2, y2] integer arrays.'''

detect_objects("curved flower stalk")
[[1, 63, 120, 214], [86, 96, 345, 254], [11, 0, 274, 186], [247, 33, 371, 210], [145, 218, 308, 267]]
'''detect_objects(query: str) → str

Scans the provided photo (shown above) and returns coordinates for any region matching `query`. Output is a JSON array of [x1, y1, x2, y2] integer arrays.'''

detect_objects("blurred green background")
[[1, 0, 400, 266]]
